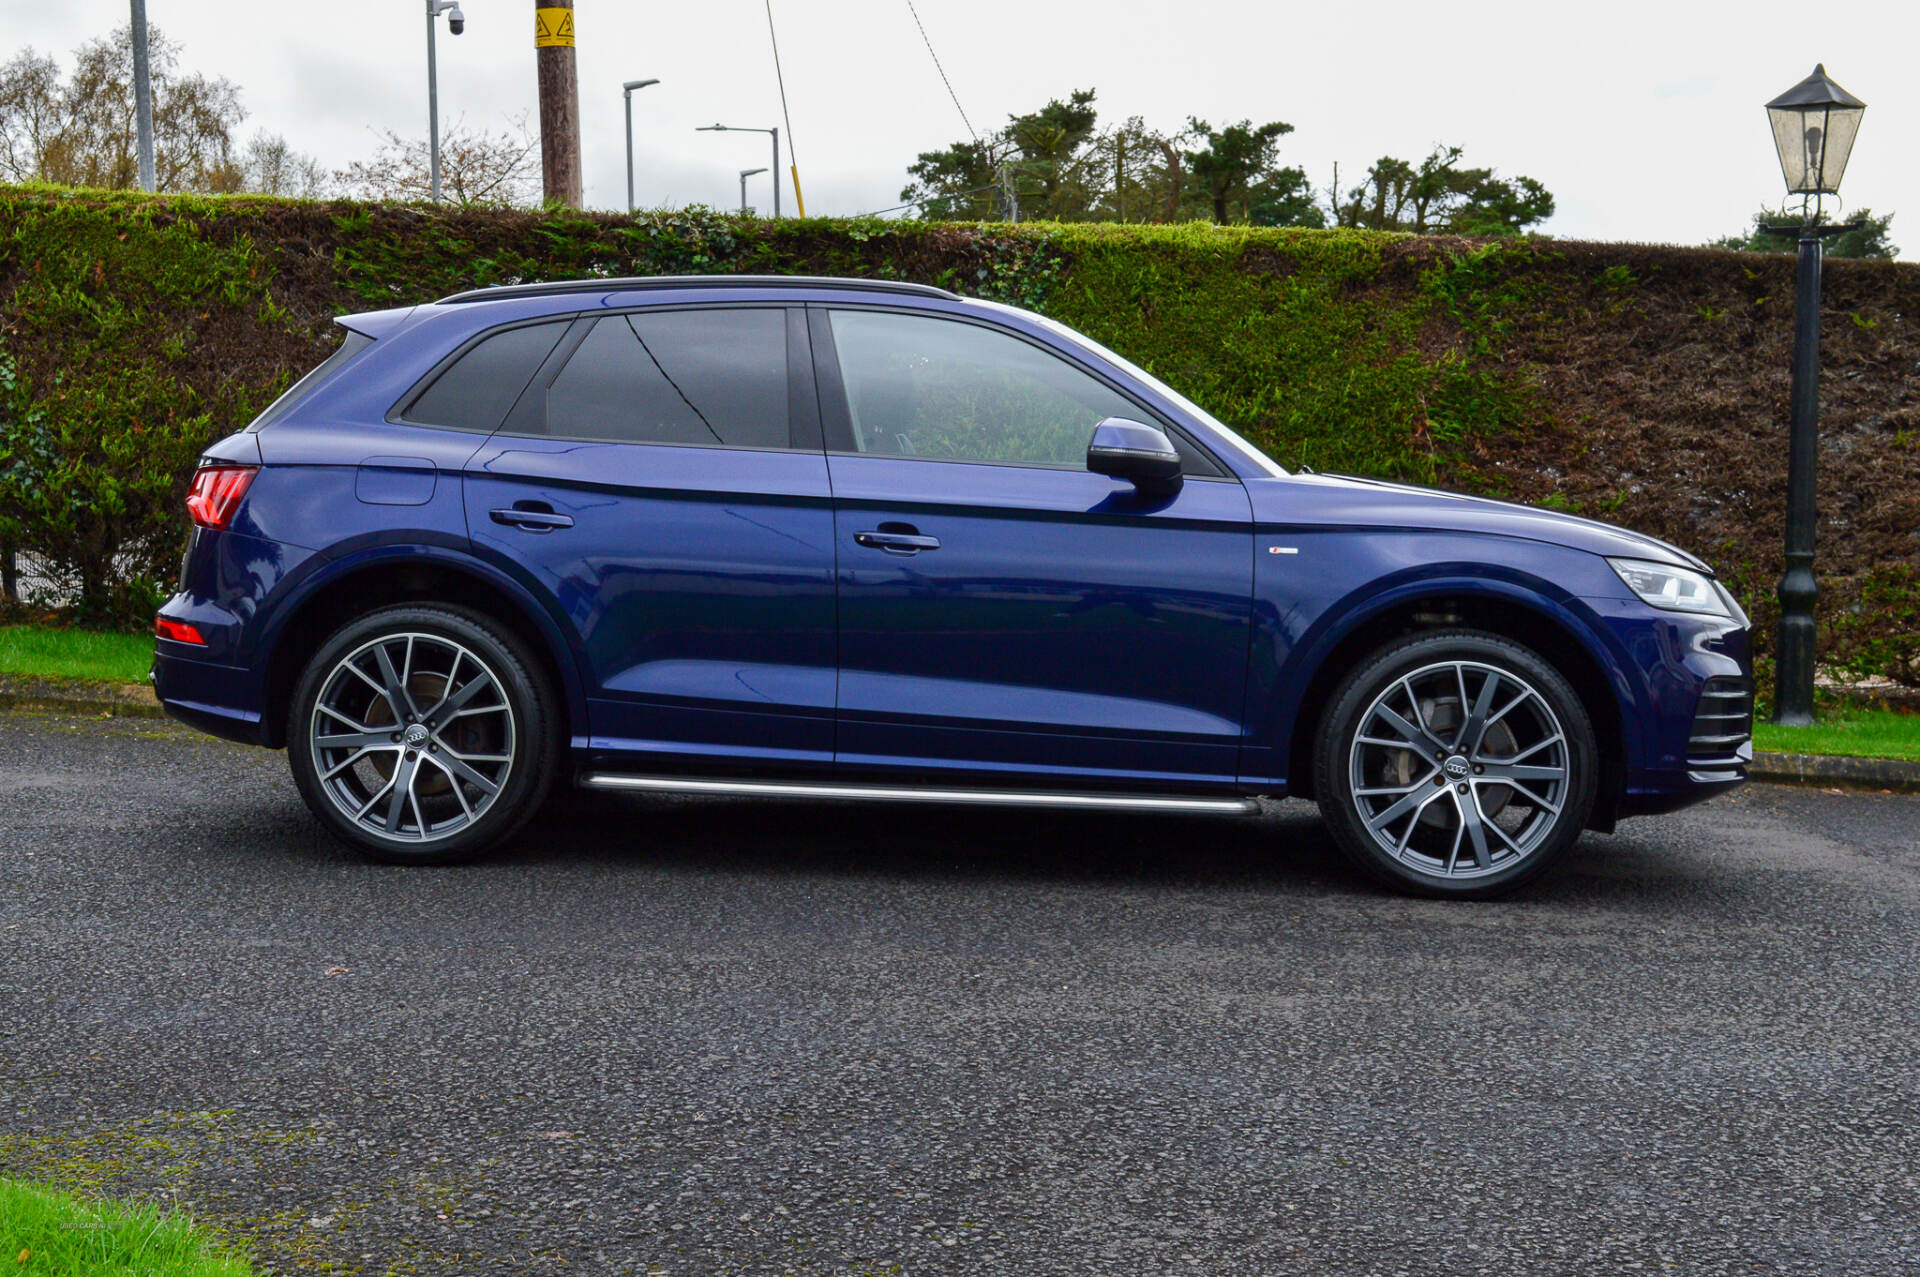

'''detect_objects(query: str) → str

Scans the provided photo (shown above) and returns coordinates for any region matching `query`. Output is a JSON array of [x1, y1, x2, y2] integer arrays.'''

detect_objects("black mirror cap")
[[1087, 417, 1183, 494]]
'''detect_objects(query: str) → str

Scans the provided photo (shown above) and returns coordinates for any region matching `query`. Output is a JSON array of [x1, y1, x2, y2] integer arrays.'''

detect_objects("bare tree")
[[0, 49, 65, 184], [9, 25, 247, 191], [0, 26, 248, 192], [241, 130, 329, 198], [335, 116, 540, 206]]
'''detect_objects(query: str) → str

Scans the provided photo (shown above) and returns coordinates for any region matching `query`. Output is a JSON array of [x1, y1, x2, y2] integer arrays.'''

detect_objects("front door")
[[813, 307, 1254, 790]]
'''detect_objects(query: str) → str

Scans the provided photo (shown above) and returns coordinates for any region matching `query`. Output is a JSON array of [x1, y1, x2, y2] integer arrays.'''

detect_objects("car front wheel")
[[287, 604, 558, 864], [1313, 630, 1598, 898]]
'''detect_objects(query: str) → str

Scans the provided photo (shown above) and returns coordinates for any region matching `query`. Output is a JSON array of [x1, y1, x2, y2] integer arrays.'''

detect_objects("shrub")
[[0, 185, 1915, 686]]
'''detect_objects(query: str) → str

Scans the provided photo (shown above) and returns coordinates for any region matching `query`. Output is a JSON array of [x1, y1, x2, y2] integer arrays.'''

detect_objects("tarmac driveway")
[[2, 710, 1916, 1275]]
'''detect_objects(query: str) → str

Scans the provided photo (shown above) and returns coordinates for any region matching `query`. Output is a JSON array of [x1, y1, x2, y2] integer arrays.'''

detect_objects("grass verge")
[[1754, 706, 1920, 763], [0, 626, 152, 684], [0, 1179, 255, 1277]]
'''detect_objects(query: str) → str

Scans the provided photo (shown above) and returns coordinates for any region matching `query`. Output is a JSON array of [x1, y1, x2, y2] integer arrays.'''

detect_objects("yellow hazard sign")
[[534, 7, 575, 47]]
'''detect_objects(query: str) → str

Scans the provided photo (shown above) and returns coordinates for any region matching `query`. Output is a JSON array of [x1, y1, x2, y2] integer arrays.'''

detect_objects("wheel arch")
[[1282, 583, 1634, 830], [256, 547, 586, 752]]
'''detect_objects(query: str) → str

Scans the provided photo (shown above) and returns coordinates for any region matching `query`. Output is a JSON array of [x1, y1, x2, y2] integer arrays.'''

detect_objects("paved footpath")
[[2, 710, 1917, 1275]]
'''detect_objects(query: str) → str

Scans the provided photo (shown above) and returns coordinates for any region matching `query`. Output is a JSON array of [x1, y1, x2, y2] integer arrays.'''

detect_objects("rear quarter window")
[[251, 329, 372, 429], [401, 320, 570, 432]]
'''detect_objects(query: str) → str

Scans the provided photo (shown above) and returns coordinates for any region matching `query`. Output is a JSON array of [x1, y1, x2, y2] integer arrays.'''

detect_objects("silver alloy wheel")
[[308, 631, 516, 844], [1347, 659, 1570, 880]]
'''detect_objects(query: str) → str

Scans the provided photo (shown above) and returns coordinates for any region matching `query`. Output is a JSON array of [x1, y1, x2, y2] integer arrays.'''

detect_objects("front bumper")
[[1593, 597, 1754, 819]]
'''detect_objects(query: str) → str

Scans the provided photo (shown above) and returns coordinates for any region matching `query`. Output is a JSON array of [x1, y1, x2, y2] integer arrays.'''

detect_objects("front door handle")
[[490, 506, 574, 532], [854, 529, 941, 555]]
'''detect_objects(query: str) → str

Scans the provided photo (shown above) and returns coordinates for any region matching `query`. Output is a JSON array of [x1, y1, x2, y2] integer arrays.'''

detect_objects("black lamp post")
[[1760, 64, 1865, 726]]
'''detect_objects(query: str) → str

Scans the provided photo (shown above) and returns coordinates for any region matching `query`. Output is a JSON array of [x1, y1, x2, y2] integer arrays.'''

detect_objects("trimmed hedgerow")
[[0, 184, 1915, 689]]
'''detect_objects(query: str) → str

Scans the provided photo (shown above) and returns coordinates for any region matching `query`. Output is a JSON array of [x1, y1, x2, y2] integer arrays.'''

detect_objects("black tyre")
[[287, 604, 559, 864], [1313, 629, 1598, 899]]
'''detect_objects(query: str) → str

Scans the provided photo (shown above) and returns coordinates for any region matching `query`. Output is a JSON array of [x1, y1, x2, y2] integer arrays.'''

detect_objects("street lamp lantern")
[[1765, 64, 1865, 200], [1760, 65, 1866, 728]]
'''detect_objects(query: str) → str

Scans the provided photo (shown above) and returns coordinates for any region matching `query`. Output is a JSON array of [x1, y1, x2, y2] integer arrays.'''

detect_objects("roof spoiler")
[[335, 305, 419, 341]]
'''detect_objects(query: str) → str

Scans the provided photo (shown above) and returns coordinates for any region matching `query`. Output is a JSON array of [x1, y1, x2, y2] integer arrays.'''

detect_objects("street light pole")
[[426, 3, 440, 201], [738, 167, 768, 215], [622, 79, 660, 214], [696, 124, 781, 217], [1775, 227, 1824, 726], [1760, 64, 1867, 725], [424, 0, 467, 203], [129, 0, 155, 191]]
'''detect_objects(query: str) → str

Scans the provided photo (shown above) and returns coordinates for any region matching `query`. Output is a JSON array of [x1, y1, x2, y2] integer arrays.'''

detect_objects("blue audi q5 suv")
[[152, 275, 1753, 897]]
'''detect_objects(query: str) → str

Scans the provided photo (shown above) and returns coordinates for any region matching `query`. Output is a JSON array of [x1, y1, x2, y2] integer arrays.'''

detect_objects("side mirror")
[[1087, 418, 1182, 494]]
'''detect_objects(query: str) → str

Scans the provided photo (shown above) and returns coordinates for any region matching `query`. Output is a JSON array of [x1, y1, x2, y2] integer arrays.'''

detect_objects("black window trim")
[[479, 302, 819, 454], [805, 302, 1233, 481]]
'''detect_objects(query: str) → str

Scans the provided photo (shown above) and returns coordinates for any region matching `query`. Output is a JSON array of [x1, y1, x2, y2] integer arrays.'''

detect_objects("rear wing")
[[335, 305, 418, 342]]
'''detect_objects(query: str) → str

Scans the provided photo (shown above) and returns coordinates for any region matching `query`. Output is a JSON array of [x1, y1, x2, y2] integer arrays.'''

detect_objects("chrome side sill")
[[578, 773, 1259, 815]]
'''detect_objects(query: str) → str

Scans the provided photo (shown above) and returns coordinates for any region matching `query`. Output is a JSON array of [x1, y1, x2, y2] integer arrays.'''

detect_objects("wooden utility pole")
[[534, 2, 582, 207]]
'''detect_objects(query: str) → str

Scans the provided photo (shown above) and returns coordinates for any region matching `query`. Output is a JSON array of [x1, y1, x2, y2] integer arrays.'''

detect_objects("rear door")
[[460, 305, 838, 773], [814, 306, 1255, 790]]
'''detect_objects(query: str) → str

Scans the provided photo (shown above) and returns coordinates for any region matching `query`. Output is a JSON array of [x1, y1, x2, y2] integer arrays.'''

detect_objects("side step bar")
[[578, 773, 1259, 815]]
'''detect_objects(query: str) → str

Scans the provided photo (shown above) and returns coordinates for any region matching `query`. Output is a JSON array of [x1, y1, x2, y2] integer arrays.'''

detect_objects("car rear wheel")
[[288, 604, 558, 864], [1313, 630, 1598, 898]]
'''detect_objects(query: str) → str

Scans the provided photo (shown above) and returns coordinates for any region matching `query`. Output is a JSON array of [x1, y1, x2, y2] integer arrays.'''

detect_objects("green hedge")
[[0, 185, 1915, 687]]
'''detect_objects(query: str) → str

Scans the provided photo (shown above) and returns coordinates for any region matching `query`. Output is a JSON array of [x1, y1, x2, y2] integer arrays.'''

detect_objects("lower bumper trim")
[[578, 773, 1260, 814]]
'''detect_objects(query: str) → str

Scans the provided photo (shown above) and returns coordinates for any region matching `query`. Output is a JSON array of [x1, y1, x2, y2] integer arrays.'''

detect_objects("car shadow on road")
[[242, 774, 1724, 908], [457, 788, 1722, 909], [518, 790, 1354, 889]]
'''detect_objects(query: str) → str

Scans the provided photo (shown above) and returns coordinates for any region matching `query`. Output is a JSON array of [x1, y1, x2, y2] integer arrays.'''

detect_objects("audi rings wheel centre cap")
[[402, 723, 431, 748], [1443, 754, 1471, 780]]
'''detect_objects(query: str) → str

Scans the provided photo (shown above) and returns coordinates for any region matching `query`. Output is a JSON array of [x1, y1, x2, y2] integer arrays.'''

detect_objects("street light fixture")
[[738, 167, 769, 216], [1760, 64, 1867, 727], [424, 0, 467, 203], [622, 78, 660, 214], [697, 124, 780, 217]]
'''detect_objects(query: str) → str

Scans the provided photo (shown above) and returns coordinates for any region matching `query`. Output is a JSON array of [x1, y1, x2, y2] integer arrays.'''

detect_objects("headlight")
[[1608, 558, 1730, 617]]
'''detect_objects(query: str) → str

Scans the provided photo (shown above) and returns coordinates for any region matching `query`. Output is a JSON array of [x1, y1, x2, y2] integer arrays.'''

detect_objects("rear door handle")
[[490, 506, 574, 532], [854, 529, 941, 554]]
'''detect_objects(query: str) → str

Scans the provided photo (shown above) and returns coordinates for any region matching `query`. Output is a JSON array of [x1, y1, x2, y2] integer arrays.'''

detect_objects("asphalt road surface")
[[3, 710, 1917, 1275]]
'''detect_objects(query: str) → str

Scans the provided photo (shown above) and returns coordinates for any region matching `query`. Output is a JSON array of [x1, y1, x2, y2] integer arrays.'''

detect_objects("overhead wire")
[[904, 0, 977, 143], [763, 0, 806, 216]]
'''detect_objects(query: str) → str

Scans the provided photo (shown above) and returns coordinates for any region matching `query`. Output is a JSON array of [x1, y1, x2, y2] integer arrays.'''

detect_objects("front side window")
[[542, 308, 789, 449], [403, 320, 569, 432], [827, 310, 1139, 467]]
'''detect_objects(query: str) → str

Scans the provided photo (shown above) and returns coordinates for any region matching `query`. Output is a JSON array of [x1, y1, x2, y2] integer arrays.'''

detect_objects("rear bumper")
[[151, 641, 268, 747]]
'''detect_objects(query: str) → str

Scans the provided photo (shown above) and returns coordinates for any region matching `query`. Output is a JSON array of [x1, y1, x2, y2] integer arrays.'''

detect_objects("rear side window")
[[251, 330, 372, 429], [541, 309, 789, 449], [403, 320, 569, 432]]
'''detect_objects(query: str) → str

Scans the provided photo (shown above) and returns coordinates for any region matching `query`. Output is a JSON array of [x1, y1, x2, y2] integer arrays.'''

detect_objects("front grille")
[[1688, 677, 1753, 763]]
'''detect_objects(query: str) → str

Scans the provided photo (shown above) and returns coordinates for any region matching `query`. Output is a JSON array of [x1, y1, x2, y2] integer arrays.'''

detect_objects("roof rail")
[[434, 274, 959, 305]]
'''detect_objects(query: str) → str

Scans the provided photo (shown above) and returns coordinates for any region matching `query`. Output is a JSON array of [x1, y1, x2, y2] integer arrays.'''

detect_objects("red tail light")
[[185, 465, 258, 530], [154, 616, 207, 645]]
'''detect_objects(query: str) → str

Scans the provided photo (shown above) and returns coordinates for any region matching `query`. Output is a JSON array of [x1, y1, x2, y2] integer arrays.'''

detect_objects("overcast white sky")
[[4, 1, 1915, 255]]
